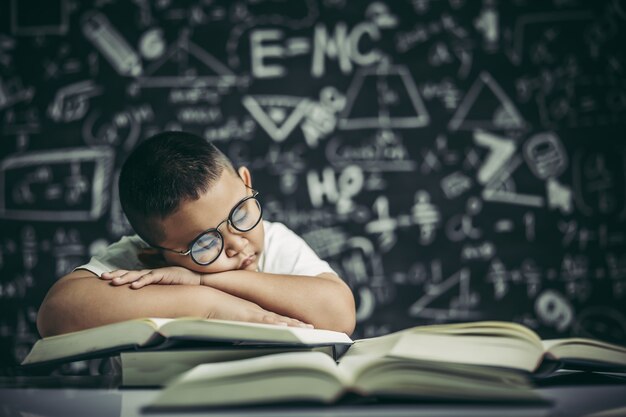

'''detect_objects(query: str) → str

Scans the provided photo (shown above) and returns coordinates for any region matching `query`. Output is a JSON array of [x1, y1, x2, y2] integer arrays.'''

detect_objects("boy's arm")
[[104, 267, 356, 335], [201, 270, 356, 335], [95, 224, 356, 335], [36, 270, 311, 337]]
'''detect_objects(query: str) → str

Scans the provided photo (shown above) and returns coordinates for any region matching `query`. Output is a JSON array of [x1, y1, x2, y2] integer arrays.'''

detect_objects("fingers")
[[128, 271, 164, 288], [260, 313, 314, 329], [100, 270, 154, 287], [100, 267, 197, 288], [100, 270, 128, 280], [130, 276, 149, 289]]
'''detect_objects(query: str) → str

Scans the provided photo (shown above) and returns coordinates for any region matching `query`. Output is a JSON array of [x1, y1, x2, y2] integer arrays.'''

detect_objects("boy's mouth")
[[239, 254, 256, 269]]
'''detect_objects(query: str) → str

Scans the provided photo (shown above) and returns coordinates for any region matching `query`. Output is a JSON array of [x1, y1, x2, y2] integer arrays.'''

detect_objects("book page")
[[341, 333, 403, 360], [413, 321, 542, 346], [346, 321, 542, 359], [176, 351, 341, 382], [22, 319, 160, 365], [336, 354, 540, 402], [150, 351, 347, 407], [542, 338, 626, 366], [146, 318, 178, 328], [388, 332, 544, 372], [158, 318, 353, 345]]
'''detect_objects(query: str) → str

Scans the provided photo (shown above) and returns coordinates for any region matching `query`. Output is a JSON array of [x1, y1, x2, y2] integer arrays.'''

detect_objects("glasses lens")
[[231, 198, 262, 232], [191, 231, 223, 265]]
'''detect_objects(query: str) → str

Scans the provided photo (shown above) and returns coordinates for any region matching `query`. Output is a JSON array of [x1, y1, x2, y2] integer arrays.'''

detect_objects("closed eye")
[[233, 209, 248, 224], [196, 238, 218, 251]]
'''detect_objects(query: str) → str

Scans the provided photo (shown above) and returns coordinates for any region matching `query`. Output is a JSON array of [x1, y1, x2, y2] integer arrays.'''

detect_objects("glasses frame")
[[153, 187, 262, 266]]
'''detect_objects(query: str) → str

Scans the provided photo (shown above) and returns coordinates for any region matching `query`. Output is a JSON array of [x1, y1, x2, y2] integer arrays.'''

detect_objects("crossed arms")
[[36, 266, 356, 338]]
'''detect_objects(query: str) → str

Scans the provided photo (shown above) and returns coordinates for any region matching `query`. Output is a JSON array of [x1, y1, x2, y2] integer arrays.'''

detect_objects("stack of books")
[[21, 317, 352, 385], [22, 318, 626, 408]]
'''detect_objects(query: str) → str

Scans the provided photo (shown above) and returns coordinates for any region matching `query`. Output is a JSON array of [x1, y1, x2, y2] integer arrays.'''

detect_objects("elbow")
[[323, 283, 356, 336], [36, 293, 58, 338], [35, 308, 48, 338], [339, 292, 357, 336], [37, 283, 75, 337], [334, 313, 356, 337], [36, 277, 81, 337]]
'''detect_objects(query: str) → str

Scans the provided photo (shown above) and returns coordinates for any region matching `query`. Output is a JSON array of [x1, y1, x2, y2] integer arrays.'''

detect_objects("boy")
[[36, 132, 356, 337]]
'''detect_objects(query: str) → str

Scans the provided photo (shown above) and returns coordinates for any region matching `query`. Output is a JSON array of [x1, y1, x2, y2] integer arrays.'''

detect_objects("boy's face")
[[156, 166, 265, 274]]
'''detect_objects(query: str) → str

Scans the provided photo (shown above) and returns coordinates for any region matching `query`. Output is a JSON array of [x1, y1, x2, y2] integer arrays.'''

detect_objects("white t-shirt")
[[76, 220, 336, 277]]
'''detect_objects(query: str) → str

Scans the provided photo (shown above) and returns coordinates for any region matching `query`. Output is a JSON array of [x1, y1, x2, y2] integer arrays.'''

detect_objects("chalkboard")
[[1, 0, 625, 375]]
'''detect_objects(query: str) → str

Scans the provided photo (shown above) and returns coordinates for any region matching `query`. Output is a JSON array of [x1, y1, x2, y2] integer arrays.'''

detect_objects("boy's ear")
[[237, 166, 252, 187]]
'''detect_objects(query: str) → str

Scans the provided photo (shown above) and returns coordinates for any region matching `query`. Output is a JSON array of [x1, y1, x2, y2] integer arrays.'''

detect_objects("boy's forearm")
[[200, 271, 356, 335], [38, 271, 233, 337]]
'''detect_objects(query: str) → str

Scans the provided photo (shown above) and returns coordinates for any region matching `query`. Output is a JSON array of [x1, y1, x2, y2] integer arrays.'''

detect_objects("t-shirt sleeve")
[[74, 235, 149, 277], [263, 223, 337, 277]]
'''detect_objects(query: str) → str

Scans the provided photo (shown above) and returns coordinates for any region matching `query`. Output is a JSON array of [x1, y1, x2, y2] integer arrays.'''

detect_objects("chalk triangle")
[[138, 31, 236, 87], [449, 72, 525, 131], [242, 95, 309, 142]]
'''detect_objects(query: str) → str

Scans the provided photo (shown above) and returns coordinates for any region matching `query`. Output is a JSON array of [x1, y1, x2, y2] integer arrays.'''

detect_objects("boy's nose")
[[222, 230, 248, 257]]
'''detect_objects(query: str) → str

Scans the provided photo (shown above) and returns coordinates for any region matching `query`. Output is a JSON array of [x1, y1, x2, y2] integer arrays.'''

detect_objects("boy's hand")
[[209, 295, 314, 329], [101, 266, 201, 288]]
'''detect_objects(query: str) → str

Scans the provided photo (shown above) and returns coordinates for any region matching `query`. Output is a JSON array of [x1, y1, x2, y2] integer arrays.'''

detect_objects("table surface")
[[1, 372, 626, 417]]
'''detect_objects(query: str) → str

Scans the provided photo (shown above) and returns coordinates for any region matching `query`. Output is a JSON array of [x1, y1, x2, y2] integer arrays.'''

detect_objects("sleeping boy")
[[37, 131, 356, 337]]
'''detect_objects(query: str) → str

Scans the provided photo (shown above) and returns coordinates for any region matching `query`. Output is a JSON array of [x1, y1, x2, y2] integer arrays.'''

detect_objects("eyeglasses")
[[154, 187, 262, 266]]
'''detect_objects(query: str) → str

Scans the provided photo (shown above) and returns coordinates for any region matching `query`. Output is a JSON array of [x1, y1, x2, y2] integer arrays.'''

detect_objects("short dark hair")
[[119, 131, 236, 245]]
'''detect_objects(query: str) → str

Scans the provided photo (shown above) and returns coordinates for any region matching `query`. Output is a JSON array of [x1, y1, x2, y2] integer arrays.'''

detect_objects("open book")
[[148, 320, 626, 408], [148, 351, 544, 408], [21, 317, 353, 367], [353, 321, 626, 374]]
